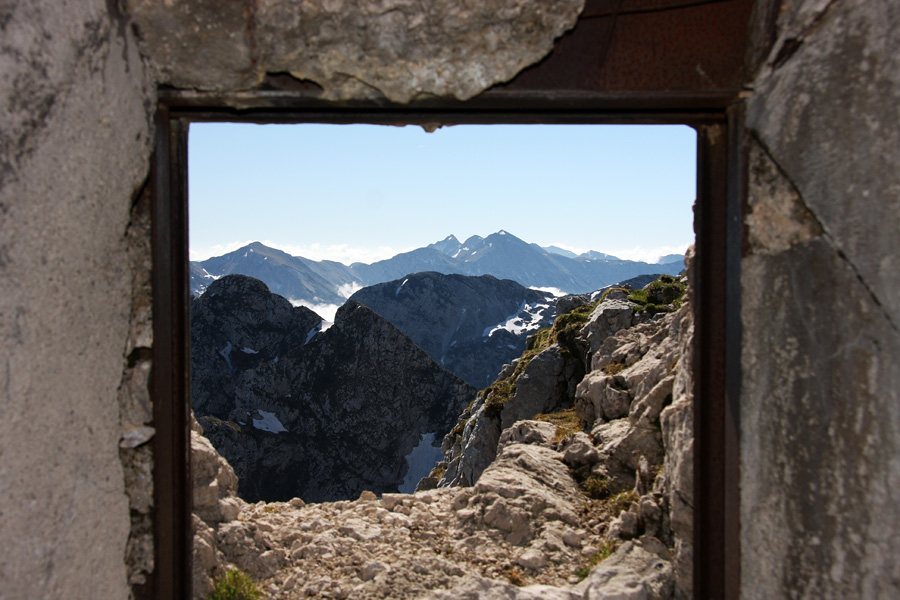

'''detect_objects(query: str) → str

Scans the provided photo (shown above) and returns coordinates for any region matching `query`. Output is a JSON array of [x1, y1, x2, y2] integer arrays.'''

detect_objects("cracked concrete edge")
[[746, 134, 900, 335]]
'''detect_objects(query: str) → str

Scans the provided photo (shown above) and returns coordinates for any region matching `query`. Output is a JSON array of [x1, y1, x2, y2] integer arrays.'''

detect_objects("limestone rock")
[[556, 293, 591, 315], [582, 538, 674, 600], [497, 420, 558, 454], [422, 576, 581, 600], [500, 345, 572, 430], [560, 432, 602, 471], [517, 548, 548, 570], [464, 444, 582, 545], [440, 395, 502, 487], [576, 372, 632, 424], [191, 515, 222, 599], [581, 299, 636, 360], [190, 425, 241, 525]]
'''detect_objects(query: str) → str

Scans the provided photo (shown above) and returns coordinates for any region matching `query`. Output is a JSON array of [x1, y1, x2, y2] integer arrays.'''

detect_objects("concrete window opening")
[[178, 119, 712, 593]]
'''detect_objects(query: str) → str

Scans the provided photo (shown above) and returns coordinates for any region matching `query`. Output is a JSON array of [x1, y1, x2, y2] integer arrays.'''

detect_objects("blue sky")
[[189, 123, 696, 264]]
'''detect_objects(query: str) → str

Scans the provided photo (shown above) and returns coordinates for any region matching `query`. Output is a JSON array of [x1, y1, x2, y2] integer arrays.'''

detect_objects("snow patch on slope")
[[253, 410, 288, 434], [483, 301, 552, 338], [219, 342, 233, 372], [399, 433, 443, 493], [305, 323, 322, 344]]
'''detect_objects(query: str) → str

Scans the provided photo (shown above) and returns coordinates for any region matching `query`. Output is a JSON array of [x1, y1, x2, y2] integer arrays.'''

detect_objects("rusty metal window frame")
[[149, 92, 743, 600]]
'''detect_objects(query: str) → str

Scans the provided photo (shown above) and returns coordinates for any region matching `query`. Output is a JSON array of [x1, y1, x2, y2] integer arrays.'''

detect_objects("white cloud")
[[288, 299, 340, 330], [540, 241, 691, 263], [604, 244, 691, 264], [336, 282, 363, 298], [529, 286, 566, 297]]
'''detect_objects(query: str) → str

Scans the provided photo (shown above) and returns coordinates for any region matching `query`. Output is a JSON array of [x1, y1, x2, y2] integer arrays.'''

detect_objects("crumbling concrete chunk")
[[126, 0, 585, 102]]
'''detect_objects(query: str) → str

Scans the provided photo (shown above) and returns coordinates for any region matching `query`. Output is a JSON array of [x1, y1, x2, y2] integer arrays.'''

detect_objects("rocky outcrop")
[[351, 272, 557, 388], [437, 279, 678, 488], [191, 415, 246, 598], [192, 275, 476, 503], [191, 274, 323, 419]]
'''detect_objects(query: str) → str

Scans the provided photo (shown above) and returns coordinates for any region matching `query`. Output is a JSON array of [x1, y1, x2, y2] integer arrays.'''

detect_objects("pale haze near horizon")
[[189, 123, 696, 264]]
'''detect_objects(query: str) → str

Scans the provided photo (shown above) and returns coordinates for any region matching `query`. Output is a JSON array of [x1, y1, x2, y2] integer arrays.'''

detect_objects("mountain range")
[[190, 231, 684, 306]]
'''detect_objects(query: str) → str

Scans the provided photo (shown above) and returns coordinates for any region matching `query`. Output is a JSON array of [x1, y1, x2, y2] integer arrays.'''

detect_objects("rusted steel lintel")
[[157, 88, 741, 118]]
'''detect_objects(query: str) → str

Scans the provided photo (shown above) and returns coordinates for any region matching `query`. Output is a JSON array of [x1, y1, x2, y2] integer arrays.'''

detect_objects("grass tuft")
[[574, 541, 620, 580], [602, 361, 626, 376], [207, 568, 262, 600], [582, 475, 611, 500], [534, 408, 583, 441], [603, 489, 639, 516], [503, 567, 526, 587], [627, 274, 687, 316]]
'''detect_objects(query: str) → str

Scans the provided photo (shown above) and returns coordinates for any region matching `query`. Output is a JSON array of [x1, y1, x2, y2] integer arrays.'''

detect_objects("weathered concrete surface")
[[125, 0, 585, 102], [0, 1, 155, 597], [748, 0, 900, 324], [742, 1, 900, 597]]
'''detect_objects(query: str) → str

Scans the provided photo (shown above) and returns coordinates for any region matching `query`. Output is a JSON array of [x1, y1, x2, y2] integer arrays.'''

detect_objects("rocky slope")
[[192, 274, 475, 503], [350, 272, 557, 388], [191, 257, 695, 600]]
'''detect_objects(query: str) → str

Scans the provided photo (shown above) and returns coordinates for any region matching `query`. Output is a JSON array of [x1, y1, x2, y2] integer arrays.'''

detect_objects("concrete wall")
[[741, 0, 900, 597], [1, 0, 899, 598], [0, 1, 155, 597]]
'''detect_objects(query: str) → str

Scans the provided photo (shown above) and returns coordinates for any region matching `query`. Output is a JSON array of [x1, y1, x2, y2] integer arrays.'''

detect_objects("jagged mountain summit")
[[191, 274, 475, 503], [357, 230, 683, 293], [350, 272, 558, 389], [190, 231, 684, 305]]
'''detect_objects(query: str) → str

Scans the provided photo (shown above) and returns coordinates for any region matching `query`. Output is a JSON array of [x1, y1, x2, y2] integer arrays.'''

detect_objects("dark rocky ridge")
[[350, 272, 557, 389], [190, 274, 324, 419], [191, 275, 476, 503]]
